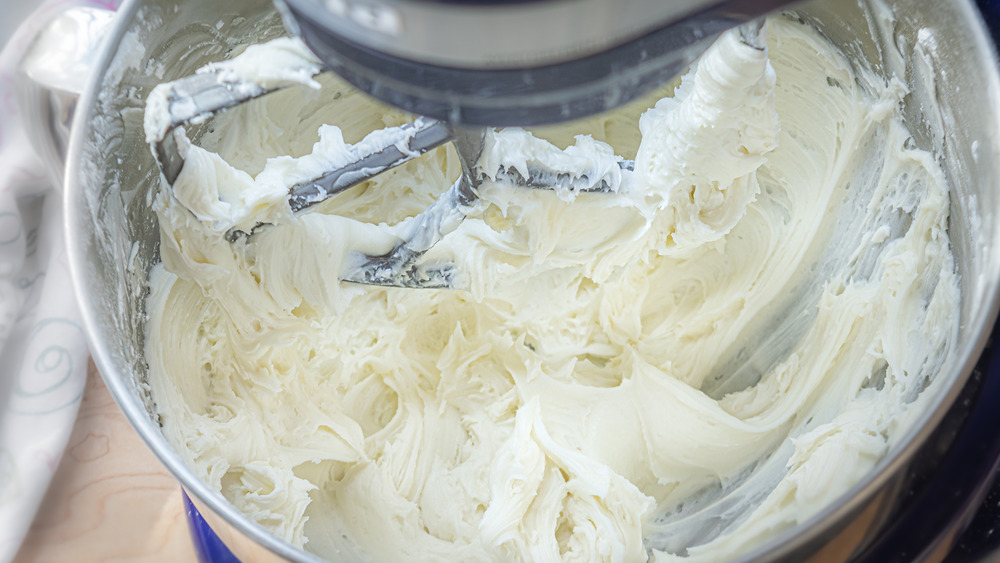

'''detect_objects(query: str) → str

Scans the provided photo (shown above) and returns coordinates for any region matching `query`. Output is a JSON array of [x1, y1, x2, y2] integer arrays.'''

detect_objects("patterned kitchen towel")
[[0, 1, 118, 560]]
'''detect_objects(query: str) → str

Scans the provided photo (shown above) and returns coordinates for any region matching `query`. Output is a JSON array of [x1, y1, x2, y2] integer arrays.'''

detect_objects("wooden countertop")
[[13, 361, 197, 563]]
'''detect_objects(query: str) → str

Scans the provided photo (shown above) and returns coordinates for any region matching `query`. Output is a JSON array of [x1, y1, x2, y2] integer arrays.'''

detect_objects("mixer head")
[[274, 0, 791, 126]]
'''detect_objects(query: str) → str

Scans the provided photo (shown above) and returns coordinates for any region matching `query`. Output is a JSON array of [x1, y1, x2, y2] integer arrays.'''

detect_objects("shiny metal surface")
[[278, 0, 779, 68], [284, 0, 796, 125], [64, 0, 1000, 561]]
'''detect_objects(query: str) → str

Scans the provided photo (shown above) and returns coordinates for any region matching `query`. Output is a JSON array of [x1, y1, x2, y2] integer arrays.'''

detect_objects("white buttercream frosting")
[[143, 37, 322, 144], [144, 19, 958, 562]]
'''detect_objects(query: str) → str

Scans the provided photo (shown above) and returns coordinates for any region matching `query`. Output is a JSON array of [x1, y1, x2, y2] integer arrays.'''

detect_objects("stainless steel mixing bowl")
[[65, 0, 1000, 560]]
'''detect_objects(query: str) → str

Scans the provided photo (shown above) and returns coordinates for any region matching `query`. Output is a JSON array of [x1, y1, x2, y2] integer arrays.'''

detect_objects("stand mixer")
[[147, 0, 794, 288], [276, 0, 793, 126]]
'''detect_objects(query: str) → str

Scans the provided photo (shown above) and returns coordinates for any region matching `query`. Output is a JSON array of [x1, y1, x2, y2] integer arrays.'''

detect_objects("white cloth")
[[0, 1, 118, 559]]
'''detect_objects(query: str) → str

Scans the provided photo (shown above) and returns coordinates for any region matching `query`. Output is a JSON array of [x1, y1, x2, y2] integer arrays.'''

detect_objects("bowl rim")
[[63, 0, 1000, 560]]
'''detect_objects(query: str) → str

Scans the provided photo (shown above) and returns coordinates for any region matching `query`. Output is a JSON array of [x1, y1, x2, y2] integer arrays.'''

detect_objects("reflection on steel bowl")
[[66, 0, 1000, 561]]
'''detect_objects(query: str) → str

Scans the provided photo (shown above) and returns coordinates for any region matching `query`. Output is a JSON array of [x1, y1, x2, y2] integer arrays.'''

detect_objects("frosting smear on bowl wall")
[[143, 16, 958, 562]]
